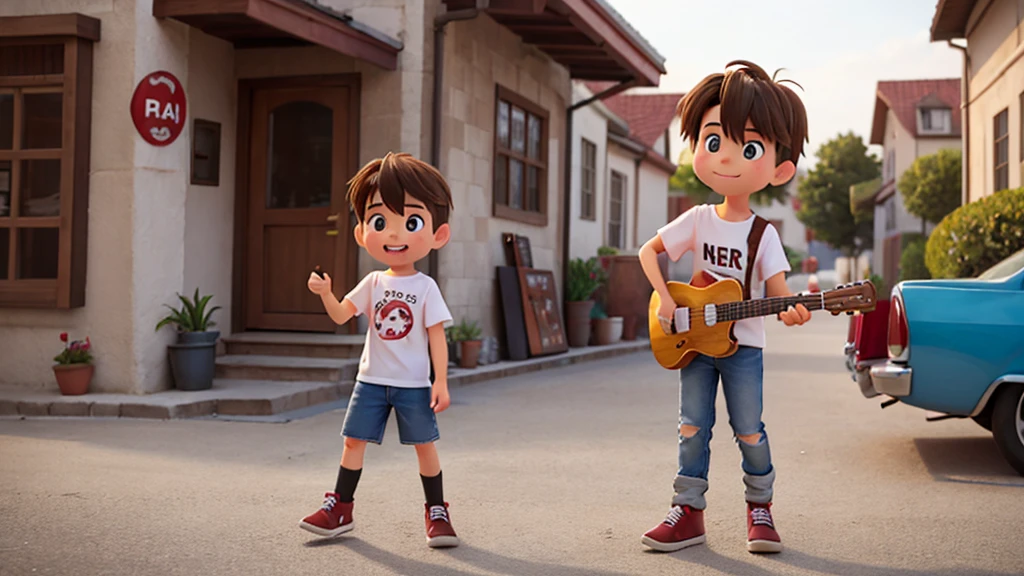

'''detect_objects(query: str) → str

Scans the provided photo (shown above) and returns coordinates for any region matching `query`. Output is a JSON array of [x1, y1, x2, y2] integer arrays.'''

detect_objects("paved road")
[[2, 314, 1023, 576]]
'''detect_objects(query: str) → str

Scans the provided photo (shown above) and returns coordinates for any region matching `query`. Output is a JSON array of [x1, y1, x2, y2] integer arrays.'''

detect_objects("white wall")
[[606, 143, 636, 251], [569, 83, 608, 261], [183, 31, 236, 335], [635, 162, 669, 251], [965, 0, 1024, 201]]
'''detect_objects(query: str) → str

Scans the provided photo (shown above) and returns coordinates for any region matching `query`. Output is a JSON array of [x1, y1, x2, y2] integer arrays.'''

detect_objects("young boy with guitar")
[[639, 60, 811, 554]]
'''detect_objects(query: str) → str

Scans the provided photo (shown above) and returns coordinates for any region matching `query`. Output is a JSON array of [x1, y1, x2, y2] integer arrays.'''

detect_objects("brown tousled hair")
[[347, 152, 454, 232], [676, 60, 808, 165]]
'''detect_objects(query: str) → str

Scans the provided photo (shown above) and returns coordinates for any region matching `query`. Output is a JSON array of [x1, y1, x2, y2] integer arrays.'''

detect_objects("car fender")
[[971, 375, 1024, 416]]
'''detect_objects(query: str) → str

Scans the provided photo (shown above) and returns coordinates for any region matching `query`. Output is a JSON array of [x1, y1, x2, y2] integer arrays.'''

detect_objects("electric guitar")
[[649, 278, 877, 370]]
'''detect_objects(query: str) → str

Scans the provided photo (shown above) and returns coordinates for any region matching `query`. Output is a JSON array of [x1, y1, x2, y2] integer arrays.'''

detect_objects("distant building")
[[865, 79, 961, 288], [569, 83, 680, 259], [932, 0, 1023, 203]]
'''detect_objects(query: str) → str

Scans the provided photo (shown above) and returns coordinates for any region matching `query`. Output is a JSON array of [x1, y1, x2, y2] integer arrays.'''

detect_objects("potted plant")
[[566, 257, 605, 347], [451, 319, 483, 369], [156, 289, 221, 391], [53, 332, 94, 395], [590, 301, 623, 346]]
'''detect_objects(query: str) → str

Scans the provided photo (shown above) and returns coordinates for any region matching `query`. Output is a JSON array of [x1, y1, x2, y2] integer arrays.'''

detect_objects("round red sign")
[[130, 71, 187, 146]]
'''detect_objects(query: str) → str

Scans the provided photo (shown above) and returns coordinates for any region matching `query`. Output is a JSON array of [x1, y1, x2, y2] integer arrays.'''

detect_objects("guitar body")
[[649, 279, 744, 370]]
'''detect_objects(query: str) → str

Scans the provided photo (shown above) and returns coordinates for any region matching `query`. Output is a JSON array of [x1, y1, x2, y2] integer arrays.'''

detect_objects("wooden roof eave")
[[153, 0, 402, 70]]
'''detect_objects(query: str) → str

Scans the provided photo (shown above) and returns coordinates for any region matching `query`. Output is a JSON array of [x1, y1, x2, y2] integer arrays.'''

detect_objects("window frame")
[[580, 137, 596, 221], [0, 16, 97, 309], [994, 108, 1009, 192], [492, 85, 549, 227], [607, 169, 626, 249], [1019, 91, 1023, 163], [918, 107, 951, 135]]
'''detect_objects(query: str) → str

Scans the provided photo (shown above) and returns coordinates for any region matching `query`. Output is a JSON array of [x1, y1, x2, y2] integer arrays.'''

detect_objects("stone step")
[[0, 380, 353, 419], [215, 355, 359, 382], [221, 332, 363, 359]]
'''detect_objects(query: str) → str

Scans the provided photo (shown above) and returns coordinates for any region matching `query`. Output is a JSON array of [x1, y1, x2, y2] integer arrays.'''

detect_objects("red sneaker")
[[424, 503, 460, 548], [299, 493, 354, 538], [641, 505, 706, 552], [746, 501, 782, 553]]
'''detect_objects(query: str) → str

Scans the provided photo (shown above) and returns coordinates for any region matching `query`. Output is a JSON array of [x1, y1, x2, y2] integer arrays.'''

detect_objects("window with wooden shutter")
[[0, 14, 98, 308], [580, 138, 596, 221], [493, 85, 548, 226], [994, 108, 1009, 193], [608, 170, 626, 249]]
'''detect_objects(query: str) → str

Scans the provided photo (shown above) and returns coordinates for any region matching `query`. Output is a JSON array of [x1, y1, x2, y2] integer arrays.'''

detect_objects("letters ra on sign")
[[130, 71, 188, 147]]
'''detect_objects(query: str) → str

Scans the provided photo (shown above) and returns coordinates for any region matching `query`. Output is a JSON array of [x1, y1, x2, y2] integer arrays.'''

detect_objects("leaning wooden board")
[[516, 268, 568, 356]]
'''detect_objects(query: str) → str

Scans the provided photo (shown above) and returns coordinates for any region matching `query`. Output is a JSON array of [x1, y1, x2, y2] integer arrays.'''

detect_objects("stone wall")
[[437, 14, 569, 338]]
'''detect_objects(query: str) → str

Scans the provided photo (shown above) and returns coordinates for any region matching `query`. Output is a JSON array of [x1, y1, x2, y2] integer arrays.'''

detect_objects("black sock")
[[421, 471, 444, 506], [334, 466, 362, 503]]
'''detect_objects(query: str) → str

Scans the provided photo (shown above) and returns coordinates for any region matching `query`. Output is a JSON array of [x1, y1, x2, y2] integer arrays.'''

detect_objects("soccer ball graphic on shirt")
[[375, 300, 414, 340]]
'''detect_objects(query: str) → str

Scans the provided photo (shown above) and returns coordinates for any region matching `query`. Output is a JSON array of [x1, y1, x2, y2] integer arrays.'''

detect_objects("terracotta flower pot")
[[53, 363, 93, 396], [592, 317, 623, 345], [459, 340, 482, 369], [566, 300, 595, 347]]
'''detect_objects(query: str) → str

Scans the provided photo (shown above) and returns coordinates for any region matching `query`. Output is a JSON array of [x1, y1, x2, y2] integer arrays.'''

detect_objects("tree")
[[796, 132, 880, 257], [669, 163, 789, 207], [898, 148, 961, 225]]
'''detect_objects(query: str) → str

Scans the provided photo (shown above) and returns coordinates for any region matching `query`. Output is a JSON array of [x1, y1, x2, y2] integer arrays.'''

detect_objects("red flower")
[[60, 332, 68, 343]]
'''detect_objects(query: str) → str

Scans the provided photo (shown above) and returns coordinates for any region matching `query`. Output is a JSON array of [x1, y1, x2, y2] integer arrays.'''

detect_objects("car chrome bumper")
[[854, 359, 886, 398], [870, 362, 912, 397]]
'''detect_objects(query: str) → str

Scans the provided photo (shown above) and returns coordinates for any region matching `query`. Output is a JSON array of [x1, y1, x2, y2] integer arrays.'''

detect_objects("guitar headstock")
[[821, 280, 877, 315]]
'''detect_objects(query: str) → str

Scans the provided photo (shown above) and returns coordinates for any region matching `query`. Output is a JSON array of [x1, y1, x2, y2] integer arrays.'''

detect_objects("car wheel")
[[991, 383, 1024, 476]]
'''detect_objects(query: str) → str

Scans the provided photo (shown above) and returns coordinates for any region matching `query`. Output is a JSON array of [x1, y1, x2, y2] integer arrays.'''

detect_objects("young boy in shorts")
[[299, 152, 459, 548], [638, 61, 811, 554]]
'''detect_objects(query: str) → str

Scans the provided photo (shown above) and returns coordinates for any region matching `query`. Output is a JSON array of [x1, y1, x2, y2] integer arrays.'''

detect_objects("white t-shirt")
[[657, 204, 790, 348], [344, 271, 453, 388]]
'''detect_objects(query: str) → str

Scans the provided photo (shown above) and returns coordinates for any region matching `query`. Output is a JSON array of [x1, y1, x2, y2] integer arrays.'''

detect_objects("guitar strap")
[[743, 216, 769, 301]]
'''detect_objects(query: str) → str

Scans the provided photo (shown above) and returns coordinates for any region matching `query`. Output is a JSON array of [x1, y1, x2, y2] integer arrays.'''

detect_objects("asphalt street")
[[2, 313, 1022, 576]]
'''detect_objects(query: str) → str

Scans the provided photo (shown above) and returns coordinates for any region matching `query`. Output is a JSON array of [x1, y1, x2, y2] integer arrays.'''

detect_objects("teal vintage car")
[[869, 247, 1024, 475]]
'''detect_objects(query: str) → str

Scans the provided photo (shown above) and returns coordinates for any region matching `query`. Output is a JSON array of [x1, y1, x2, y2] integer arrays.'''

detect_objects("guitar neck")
[[716, 293, 824, 322]]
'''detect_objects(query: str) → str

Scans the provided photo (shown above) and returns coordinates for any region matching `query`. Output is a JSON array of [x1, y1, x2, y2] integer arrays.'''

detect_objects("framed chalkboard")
[[503, 233, 533, 268], [517, 268, 567, 356]]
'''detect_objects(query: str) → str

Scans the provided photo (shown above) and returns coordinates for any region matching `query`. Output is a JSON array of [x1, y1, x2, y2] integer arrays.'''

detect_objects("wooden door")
[[245, 85, 353, 332]]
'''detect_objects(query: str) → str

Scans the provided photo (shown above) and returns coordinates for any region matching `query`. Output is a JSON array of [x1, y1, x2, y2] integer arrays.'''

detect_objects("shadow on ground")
[[914, 436, 1024, 487], [304, 538, 633, 576], [766, 548, 1021, 576], [665, 546, 1022, 576]]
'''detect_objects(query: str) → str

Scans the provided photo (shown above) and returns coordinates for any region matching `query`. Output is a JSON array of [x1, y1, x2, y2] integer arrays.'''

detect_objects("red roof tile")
[[870, 78, 961, 144], [585, 82, 685, 148]]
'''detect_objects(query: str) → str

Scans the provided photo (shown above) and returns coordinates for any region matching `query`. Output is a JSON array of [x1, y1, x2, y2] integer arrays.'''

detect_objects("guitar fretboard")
[[716, 294, 824, 322]]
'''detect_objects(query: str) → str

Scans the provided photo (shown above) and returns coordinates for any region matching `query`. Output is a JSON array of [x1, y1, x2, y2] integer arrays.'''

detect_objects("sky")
[[605, 0, 962, 169]]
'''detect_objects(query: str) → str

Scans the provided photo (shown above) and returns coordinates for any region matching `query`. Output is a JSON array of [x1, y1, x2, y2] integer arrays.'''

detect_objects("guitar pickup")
[[674, 308, 690, 334]]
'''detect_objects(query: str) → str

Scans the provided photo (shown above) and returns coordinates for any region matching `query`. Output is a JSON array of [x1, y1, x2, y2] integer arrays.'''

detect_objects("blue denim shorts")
[[341, 381, 439, 445]]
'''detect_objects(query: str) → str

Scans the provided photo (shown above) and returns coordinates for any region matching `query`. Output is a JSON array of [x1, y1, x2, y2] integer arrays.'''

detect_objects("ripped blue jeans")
[[672, 346, 774, 510]]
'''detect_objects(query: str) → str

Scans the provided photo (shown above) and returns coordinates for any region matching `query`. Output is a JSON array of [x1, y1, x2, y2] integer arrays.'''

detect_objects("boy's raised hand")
[[307, 271, 333, 296]]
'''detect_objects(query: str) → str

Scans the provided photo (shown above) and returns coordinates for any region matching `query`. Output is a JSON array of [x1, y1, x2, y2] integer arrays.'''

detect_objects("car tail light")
[[887, 290, 909, 361]]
